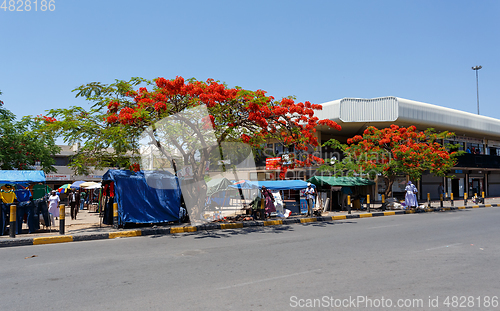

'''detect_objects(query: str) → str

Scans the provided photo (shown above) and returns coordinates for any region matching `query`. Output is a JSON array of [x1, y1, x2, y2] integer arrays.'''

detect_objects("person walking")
[[304, 183, 315, 216], [68, 189, 79, 220], [438, 183, 444, 198], [80, 190, 86, 210], [341, 186, 353, 212], [405, 181, 418, 209], [261, 186, 276, 218], [48, 190, 60, 220]]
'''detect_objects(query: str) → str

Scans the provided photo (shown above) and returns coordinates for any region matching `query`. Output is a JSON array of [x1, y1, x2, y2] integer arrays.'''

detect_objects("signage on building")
[[265, 157, 281, 170], [46, 174, 72, 181]]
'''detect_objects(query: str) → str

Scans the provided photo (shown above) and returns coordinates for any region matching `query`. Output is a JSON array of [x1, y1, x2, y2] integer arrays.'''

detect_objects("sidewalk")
[[1, 197, 499, 247]]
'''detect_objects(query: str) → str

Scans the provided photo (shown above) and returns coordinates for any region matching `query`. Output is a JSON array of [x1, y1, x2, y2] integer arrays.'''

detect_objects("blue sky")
[[1, 0, 499, 122]]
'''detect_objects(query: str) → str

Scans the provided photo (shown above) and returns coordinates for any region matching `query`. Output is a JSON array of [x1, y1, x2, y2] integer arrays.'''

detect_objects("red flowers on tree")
[[336, 125, 459, 197], [102, 76, 341, 179]]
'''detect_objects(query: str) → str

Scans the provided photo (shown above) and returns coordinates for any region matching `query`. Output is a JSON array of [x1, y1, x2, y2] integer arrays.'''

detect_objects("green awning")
[[307, 176, 375, 187]]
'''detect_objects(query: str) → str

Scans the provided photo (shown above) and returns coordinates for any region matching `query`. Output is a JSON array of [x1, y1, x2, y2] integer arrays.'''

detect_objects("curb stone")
[[1, 203, 498, 249]]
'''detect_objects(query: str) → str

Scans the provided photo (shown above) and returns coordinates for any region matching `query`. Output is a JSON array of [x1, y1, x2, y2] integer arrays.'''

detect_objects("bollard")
[[367, 194, 370, 212], [381, 194, 386, 211], [482, 191, 485, 198], [347, 195, 351, 214], [59, 204, 65, 235], [427, 193, 430, 208], [440, 194, 443, 208], [450, 193, 454, 206], [113, 202, 119, 229], [464, 192, 467, 206], [9, 205, 16, 238]]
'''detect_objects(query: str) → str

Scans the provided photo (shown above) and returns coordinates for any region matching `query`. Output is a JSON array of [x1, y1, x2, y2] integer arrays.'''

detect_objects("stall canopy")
[[206, 178, 233, 197], [103, 170, 181, 224], [307, 176, 375, 187], [0, 170, 46, 183], [230, 180, 314, 190]]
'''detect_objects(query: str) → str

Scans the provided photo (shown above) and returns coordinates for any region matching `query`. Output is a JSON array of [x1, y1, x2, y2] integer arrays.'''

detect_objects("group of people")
[[466, 147, 482, 154], [250, 183, 316, 219], [47, 189, 87, 221]]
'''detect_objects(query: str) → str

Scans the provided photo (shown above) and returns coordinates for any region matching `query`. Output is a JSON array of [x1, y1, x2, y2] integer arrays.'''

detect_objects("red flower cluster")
[[118, 107, 136, 125], [129, 163, 140, 172], [36, 114, 57, 123]]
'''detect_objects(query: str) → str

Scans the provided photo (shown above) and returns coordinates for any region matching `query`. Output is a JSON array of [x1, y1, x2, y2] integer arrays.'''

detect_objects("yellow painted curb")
[[332, 215, 347, 220], [263, 220, 283, 226], [33, 236, 73, 245], [485, 204, 492, 207], [300, 218, 317, 223], [405, 210, 415, 214], [383, 211, 395, 216], [170, 226, 197, 234], [472, 205, 480, 208], [443, 208, 451, 211], [221, 223, 244, 229], [457, 206, 466, 209], [109, 230, 141, 239], [359, 213, 373, 218]]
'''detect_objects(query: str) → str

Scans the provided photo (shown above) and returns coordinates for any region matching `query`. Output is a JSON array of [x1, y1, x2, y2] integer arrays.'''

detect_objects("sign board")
[[46, 174, 72, 181]]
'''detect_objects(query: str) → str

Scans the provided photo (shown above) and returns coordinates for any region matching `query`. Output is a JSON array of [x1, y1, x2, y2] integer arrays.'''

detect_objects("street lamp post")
[[472, 65, 482, 115]]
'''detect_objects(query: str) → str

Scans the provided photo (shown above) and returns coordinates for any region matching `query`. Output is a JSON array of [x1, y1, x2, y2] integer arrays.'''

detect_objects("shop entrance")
[[468, 178, 484, 197]]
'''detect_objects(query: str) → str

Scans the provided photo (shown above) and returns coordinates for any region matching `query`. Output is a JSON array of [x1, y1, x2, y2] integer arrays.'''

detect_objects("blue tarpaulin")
[[0, 170, 46, 183], [230, 180, 315, 190], [102, 170, 181, 224]]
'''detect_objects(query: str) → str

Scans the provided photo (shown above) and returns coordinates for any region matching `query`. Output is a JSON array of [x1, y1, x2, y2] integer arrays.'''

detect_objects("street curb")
[[1, 203, 498, 249]]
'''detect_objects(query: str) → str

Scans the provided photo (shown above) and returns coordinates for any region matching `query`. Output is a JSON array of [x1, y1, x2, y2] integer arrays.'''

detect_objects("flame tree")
[[319, 125, 460, 197], [41, 77, 341, 219]]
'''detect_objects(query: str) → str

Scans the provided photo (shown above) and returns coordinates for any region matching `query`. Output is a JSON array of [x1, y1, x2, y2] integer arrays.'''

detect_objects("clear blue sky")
[[1, 0, 499, 122]]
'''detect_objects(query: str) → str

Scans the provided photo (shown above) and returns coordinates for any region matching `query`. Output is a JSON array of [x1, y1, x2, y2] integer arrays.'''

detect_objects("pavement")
[[1, 197, 499, 248]]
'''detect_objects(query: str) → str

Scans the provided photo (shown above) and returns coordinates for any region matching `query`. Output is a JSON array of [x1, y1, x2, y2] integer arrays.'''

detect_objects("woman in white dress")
[[48, 190, 60, 218], [405, 181, 418, 208]]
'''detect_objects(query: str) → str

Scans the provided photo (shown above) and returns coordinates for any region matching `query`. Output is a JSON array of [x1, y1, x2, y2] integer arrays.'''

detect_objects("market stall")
[[307, 176, 375, 211], [0, 170, 49, 235], [230, 180, 316, 215], [102, 170, 182, 226]]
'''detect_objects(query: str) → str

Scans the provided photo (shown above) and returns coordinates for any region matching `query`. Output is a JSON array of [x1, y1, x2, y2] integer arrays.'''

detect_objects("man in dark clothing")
[[68, 190, 80, 220]]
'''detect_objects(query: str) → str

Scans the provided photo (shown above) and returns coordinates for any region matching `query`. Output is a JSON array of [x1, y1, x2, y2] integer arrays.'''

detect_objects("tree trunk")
[[384, 175, 395, 198]]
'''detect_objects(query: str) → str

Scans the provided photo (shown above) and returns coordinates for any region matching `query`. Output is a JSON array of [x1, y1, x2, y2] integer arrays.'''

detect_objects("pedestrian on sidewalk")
[[68, 189, 79, 220], [341, 186, 352, 211], [48, 190, 60, 220], [261, 186, 275, 217], [80, 190, 86, 210], [405, 181, 418, 208], [438, 183, 444, 198], [304, 183, 315, 216]]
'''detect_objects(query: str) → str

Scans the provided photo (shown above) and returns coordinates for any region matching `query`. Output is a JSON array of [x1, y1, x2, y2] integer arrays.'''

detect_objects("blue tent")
[[0, 170, 46, 183], [102, 170, 181, 224], [230, 180, 315, 191]]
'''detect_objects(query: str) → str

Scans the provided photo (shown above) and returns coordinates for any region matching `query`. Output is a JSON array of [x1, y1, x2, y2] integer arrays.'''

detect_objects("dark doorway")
[[452, 179, 460, 198]]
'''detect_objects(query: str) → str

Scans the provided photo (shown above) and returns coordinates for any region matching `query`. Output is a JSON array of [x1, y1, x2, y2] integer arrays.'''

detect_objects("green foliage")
[[38, 78, 151, 175], [0, 91, 60, 172]]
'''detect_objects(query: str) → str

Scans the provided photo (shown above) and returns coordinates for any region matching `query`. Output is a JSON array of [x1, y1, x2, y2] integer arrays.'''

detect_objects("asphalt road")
[[1, 208, 500, 311]]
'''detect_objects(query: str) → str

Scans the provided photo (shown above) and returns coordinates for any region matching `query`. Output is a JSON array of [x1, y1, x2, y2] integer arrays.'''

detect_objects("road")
[[1, 208, 500, 310]]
